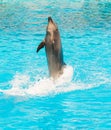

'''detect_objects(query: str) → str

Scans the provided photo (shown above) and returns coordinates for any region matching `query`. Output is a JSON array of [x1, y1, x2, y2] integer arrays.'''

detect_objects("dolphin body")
[[37, 17, 66, 79]]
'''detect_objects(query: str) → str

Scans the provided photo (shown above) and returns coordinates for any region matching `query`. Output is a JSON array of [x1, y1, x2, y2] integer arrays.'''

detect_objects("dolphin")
[[37, 17, 66, 79]]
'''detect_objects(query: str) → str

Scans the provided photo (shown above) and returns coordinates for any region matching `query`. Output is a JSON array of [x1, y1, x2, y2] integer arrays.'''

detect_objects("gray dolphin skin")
[[37, 17, 66, 79]]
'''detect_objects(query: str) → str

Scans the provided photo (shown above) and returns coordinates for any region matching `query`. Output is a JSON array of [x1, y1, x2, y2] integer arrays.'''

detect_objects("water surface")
[[0, 0, 111, 129]]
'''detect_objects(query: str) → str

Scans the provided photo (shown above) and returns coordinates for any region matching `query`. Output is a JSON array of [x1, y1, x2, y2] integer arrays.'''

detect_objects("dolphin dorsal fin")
[[37, 40, 45, 52]]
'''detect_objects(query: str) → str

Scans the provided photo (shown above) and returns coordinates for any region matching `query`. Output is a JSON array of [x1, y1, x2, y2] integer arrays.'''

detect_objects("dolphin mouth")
[[48, 17, 53, 23]]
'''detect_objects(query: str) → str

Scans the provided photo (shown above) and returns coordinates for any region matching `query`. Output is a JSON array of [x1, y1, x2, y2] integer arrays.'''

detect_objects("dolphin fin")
[[37, 40, 45, 53]]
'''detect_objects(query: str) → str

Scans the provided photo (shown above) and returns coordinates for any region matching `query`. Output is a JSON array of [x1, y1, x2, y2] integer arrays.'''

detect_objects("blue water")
[[0, 0, 111, 129]]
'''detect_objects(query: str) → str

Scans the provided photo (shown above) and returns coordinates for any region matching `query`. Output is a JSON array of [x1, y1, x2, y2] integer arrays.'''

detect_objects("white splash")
[[0, 65, 109, 97], [0, 66, 75, 96]]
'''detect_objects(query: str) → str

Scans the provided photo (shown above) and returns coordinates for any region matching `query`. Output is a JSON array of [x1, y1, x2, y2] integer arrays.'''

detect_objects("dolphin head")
[[46, 17, 59, 44], [47, 17, 58, 31]]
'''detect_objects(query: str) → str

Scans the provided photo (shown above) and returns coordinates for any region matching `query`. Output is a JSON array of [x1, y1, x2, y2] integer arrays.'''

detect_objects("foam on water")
[[0, 65, 109, 97], [0, 66, 72, 96]]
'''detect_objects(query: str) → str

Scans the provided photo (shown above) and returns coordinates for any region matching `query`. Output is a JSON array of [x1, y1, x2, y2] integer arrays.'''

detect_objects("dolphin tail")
[[37, 40, 45, 53]]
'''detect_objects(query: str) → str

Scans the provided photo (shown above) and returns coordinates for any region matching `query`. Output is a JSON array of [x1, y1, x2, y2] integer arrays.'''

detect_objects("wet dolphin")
[[37, 17, 66, 79]]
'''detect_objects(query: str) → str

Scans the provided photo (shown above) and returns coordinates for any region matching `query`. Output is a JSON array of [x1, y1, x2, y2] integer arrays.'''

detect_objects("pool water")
[[0, 0, 111, 129]]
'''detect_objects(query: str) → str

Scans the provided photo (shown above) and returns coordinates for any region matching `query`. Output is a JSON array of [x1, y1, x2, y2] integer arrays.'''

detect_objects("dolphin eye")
[[55, 29, 58, 32], [47, 31, 51, 35]]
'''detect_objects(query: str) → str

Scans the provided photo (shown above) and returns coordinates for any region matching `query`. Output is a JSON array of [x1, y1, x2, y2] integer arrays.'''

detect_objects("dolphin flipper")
[[37, 40, 45, 52]]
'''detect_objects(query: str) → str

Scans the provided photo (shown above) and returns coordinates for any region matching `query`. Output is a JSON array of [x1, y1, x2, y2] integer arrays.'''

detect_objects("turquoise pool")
[[0, 0, 111, 129]]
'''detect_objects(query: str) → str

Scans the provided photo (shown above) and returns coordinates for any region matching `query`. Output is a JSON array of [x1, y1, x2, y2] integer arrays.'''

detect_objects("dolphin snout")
[[48, 17, 53, 23]]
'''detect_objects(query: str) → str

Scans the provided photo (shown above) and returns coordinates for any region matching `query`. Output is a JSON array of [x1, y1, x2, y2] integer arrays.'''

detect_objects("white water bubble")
[[1, 65, 107, 97], [0, 66, 74, 96]]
